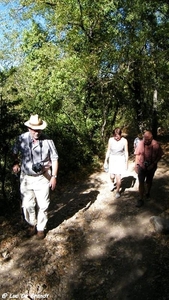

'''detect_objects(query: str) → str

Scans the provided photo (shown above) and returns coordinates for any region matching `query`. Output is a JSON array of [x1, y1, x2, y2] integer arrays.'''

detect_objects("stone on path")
[[150, 216, 169, 233]]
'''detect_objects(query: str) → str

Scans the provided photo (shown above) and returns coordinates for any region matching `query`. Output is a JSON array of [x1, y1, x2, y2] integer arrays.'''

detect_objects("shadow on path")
[[47, 181, 100, 231], [120, 175, 137, 193]]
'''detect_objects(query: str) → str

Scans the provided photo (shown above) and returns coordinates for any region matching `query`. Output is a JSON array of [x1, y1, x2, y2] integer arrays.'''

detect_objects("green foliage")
[[0, 69, 23, 203]]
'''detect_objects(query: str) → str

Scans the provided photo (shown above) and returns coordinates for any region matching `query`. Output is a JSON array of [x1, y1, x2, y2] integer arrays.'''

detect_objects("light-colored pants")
[[20, 172, 51, 231]]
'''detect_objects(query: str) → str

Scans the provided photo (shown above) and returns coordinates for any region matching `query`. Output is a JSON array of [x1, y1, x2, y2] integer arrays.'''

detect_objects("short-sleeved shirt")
[[13, 132, 58, 175], [134, 137, 142, 149], [134, 139, 163, 169]]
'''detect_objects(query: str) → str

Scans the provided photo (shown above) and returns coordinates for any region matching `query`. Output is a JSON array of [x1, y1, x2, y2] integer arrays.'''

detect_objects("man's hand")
[[49, 177, 57, 191], [13, 163, 20, 174]]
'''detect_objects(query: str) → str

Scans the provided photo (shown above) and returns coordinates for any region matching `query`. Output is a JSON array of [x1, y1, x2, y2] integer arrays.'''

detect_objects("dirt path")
[[0, 158, 169, 300]]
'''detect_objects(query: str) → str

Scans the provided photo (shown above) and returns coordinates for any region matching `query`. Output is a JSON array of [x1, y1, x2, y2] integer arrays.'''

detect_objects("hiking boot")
[[27, 225, 36, 237], [136, 199, 144, 208], [37, 231, 45, 239], [146, 193, 150, 199]]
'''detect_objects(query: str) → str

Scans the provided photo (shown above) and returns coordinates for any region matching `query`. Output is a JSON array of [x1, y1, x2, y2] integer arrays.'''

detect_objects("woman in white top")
[[104, 128, 128, 198]]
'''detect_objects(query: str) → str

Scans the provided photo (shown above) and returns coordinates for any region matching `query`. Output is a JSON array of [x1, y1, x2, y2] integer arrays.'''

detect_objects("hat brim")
[[24, 120, 47, 130]]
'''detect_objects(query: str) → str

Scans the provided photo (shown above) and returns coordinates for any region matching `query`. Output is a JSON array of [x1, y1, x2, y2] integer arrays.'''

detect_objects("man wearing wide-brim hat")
[[12, 114, 59, 239]]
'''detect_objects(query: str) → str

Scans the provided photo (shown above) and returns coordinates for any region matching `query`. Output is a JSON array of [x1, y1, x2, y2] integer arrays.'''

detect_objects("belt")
[[26, 174, 44, 177], [23, 172, 45, 177], [21, 168, 50, 177], [27, 174, 44, 177]]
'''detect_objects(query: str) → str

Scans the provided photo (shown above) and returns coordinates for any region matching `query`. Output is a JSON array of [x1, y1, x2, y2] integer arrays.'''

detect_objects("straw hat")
[[24, 114, 47, 130]]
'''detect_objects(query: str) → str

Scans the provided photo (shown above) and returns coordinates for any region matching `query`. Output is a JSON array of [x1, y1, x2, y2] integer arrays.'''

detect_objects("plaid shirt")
[[13, 132, 58, 175]]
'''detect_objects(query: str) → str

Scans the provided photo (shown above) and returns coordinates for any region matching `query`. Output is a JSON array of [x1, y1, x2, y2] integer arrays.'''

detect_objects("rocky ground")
[[1, 153, 169, 300]]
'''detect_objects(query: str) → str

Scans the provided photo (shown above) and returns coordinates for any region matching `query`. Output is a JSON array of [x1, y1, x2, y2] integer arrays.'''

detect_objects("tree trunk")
[[152, 89, 158, 139]]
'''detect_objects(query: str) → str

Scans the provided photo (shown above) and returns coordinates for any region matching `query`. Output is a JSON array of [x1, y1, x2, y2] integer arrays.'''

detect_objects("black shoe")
[[136, 199, 144, 208], [146, 193, 150, 199], [37, 231, 45, 239], [27, 225, 36, 237]]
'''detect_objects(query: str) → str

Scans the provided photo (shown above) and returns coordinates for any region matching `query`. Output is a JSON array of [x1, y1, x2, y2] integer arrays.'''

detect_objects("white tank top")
[[109, 137, 125, 156]]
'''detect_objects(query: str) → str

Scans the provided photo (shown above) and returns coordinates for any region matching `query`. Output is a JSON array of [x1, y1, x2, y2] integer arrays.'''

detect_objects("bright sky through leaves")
[[0, 2, 30, 68]]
